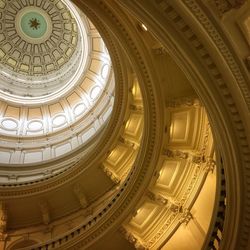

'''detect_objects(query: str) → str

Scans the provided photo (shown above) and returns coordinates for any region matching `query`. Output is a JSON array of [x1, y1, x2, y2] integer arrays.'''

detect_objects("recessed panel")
[[24, 151, 43, 163], [125, 113, 143, 137], [157, 160, 180, 189], [130, 202, 158, 230], [0, 150, 11, 163], [54, 143, 71, 157], [170, 111, 189, 142]]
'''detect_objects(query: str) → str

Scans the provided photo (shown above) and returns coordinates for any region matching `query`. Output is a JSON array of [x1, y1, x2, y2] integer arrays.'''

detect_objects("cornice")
[[171, 2, 250, 249], [118, 0, 250, 249]]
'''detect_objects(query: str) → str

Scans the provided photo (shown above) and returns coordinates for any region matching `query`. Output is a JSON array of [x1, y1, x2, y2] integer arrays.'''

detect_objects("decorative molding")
[[206, 0, 246, 16], [149, 1, 250, 248], [130, 104, 144, 112], [38, 200, 50, 226], [0, 202, 7, 235], [203, 157, 216, 173], [179, 208, 193, 225], [163, 149, 189, 159], [166, 96, 201, 108], [120, 227, 148, 250], [192, 154, 206, 164], [146, 190, 168, 205], [101, 164, 121, 184], [73, 184, 88, 208], [146, 213, 177, 248], [169, 200, 183, 213], [152, 46, 168, 56]]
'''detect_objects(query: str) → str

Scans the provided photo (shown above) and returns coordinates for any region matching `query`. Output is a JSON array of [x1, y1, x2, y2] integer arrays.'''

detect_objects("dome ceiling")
[[0, 0, 85, 99], [4, 1, 78, 75], [0, 1, 114, 177]]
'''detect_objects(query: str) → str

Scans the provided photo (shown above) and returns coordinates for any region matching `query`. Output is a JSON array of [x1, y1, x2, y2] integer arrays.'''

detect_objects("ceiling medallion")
[[16, 7, 52, 44], [21, 12, 46, 38], [29, 18, 40, 30]]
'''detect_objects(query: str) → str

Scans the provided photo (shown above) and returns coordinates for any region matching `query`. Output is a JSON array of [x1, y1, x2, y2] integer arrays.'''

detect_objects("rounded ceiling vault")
[[3, 0, 78, 75], [0, 0, 115, 180], [0, 0, 88, 100], [0, 0, 234, 250]]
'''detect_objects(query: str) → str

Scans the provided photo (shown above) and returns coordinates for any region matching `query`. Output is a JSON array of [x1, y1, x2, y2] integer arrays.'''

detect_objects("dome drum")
[[0, 0, 119, 188]]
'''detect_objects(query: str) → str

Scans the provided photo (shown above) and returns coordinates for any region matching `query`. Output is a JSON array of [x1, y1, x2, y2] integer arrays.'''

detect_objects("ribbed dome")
[[0, 1, 114, 177], [0, 0, 87, 100], [2, 0, 78, 75]]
